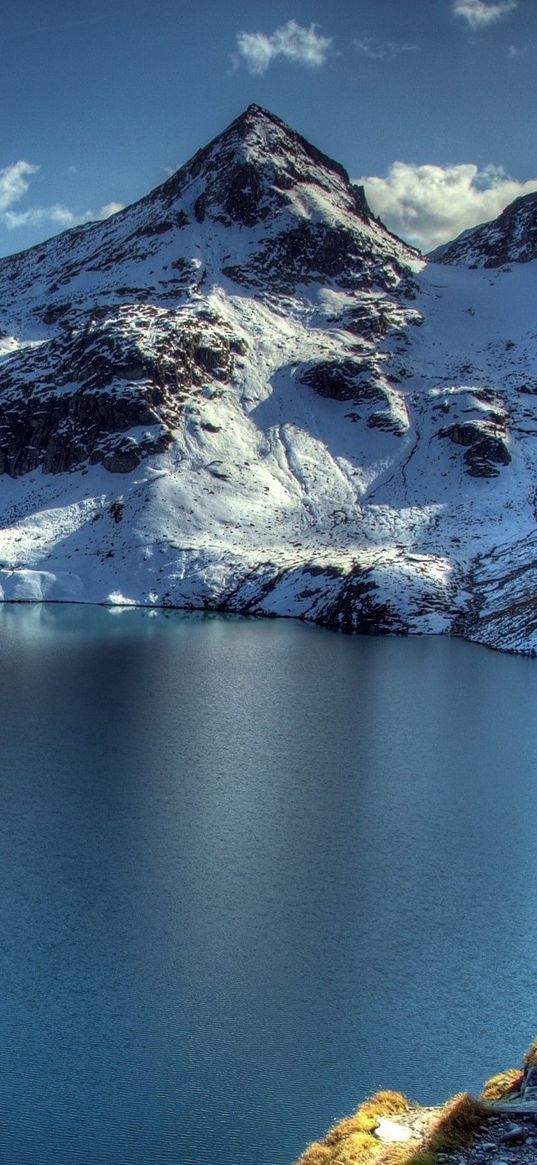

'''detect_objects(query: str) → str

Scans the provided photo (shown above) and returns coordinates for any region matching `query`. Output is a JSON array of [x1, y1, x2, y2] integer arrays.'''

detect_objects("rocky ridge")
[[429, 190, 537, 268], [1, 106, 537, 651]]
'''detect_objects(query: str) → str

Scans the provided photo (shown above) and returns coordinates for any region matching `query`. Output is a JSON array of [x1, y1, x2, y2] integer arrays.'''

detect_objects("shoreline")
[[0, 594, 536, 657], [294, 1040, 537, 1165]]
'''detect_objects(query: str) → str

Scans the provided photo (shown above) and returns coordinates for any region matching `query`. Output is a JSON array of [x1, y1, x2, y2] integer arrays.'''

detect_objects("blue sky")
[[1, 0, 536, 256]]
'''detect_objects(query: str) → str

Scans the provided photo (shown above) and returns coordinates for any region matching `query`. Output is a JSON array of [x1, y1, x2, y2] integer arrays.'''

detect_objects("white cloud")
[[236, 20, 332, 75], [0, 156, 125, 234], [98, 201, 124, 219], [0, 160, 39, 213], [453, 0, 517, 31], [359, 161, 537, 252], [5, 204, 82, 229], [353, 36, 419, 60], [4, 197, 124, 231], [0, 156, 125, 235]]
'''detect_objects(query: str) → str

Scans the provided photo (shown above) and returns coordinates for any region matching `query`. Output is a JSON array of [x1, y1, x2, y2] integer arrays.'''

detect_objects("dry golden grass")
[[324, 1118, 362, 1146], [330, 1130, 382, 1164], [296, 1131, 380, 1165], [293, 1038, 537, 1165], [296, 1122, 380, 1165], [296, 1092, 411, 1165], [297, 1141, 333, 1165], [359, 1093, 410, 1120], [481, 1067, 523, 1102], [377, 1151, 438, 1165], [375, 1148, 414, 1165], [323, 1113, 378, 1148], [295, 1077, 495, 1165], [348, 1092, 411, 1137], [421, 1093, 491, 1154]]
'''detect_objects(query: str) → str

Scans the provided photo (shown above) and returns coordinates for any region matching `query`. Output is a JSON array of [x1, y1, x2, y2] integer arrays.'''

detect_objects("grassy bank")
[[295, 1038, 536, 1165]]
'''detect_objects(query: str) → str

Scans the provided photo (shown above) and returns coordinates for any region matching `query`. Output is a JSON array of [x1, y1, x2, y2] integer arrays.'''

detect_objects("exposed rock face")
[[300, 360, 388, 403], [440, 421, 511, 477], [222, 220, 413, 291], [0, 304, 237, 475]]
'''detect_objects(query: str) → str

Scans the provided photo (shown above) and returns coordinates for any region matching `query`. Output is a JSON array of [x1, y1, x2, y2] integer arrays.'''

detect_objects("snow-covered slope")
[[1, 104, 537, 652]]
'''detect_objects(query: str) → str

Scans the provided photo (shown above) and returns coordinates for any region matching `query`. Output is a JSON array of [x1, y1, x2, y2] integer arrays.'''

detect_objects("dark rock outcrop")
[[300, 360, 388, 404], [0, 305, 237, 476], [440, 421, 511, 477]]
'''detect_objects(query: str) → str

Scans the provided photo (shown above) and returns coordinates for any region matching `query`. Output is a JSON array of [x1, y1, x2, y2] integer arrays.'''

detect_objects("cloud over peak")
[[235, 20, 332, 75], [359, 160, 537, 252], [0, 158, 124, 234], [453, 0, 517, 31], [353, 36, 419, 61], [0, 160, 39, 214], [4, 200, 124, 230]]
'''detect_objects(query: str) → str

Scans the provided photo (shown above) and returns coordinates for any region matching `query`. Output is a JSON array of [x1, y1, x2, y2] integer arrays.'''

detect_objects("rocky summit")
[[1, 104, 537, 651]]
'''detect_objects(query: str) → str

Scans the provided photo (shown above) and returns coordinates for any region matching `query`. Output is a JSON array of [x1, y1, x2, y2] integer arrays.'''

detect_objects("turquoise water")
[[0, 605, 536, 1163]]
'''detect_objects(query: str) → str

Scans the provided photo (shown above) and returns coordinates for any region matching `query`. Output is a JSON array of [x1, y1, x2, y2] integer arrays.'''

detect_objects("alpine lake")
[[0, 604, 536, 1164]]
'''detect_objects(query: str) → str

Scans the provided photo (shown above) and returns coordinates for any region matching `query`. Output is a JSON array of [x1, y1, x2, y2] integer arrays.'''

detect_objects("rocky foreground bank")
[[295, 1039, 537, 1165]]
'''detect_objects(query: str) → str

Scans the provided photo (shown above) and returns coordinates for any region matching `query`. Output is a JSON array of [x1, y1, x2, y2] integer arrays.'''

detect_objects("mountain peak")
[[222, 103, 285, 143], [154, 103, 379, 240], [226, 103, 352, 184], [0, 104, 419, 485], [165, 104, 354, 211], [240, 102, 279, 123]]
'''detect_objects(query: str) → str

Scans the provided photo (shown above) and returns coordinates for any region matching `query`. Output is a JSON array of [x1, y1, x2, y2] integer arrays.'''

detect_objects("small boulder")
[[373, 1118, 412, 1143]]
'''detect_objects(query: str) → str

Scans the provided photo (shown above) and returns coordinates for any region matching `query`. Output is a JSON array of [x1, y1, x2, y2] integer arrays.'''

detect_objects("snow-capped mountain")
[[1, 104, 537, 653], [0, 104, 416, 477]]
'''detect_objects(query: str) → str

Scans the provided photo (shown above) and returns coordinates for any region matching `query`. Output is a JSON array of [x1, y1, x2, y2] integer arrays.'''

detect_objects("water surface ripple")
[[0, 606, 536, 1164]]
